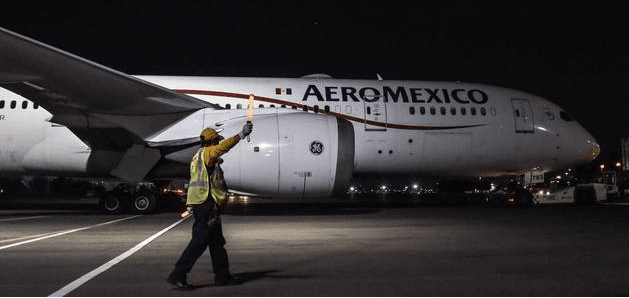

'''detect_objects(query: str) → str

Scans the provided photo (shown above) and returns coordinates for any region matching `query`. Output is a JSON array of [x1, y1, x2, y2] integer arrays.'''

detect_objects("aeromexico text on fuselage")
[[302, 85, 489, 104]]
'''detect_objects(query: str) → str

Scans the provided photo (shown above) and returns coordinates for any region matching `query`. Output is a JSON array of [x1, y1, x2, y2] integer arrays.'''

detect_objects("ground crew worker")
[[167, 122, 253, 290]]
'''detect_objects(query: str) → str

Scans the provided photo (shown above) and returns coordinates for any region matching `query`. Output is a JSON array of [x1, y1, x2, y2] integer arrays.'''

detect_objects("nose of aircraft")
[[573, 124, 600, 162], [555, 116, 600, 166], [585, 137, 601, 161]]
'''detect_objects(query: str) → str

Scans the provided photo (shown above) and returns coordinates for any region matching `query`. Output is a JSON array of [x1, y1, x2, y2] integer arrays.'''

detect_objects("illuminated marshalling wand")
[[246, 94, 254, 142], [180, 206, 192, 218]]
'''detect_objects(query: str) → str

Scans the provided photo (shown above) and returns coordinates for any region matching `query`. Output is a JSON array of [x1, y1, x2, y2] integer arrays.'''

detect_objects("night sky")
[[1, 0, 627, 163]]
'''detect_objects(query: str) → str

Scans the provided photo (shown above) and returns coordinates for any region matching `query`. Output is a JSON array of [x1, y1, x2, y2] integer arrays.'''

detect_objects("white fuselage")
[[0, 76, 600, 195]]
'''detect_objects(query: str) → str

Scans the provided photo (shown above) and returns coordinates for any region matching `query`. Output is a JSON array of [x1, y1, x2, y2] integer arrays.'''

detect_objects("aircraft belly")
[[19, 123, 91, 175], [0, 114, 46, 173], [352, 129, 539, 177], [21, 141, 89, 173], [353, 130, 473, 174]]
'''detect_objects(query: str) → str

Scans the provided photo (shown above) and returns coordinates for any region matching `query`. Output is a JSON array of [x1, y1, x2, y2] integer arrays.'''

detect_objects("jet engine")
[[218, 112, 354, 197]]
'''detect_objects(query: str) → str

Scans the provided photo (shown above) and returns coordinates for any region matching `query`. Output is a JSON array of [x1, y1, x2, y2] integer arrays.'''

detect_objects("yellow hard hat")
[[200, 127, 219, 141]]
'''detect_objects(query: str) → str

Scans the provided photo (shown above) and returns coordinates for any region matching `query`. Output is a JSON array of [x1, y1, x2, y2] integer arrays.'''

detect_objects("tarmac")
[[1, 196, 629, 296]]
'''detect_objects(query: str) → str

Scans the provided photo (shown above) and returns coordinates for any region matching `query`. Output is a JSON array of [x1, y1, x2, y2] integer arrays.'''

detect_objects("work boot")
[[215, 275, 242, 286], [167, 274, 194, 290]]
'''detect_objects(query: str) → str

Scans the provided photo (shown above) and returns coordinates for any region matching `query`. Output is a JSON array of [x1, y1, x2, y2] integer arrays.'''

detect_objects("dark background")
[[1, 0, 626, 163]]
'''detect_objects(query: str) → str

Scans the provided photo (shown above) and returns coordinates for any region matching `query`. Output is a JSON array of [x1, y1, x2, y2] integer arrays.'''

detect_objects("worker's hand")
[[239, 122, 253, 139]]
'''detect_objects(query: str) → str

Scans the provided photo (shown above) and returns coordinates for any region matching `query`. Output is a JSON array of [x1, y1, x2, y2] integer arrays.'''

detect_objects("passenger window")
[[409, 107, 415, 115], [237, 104, 242, 109], [324, 105, 330, 113], [303, 105, 308, 112], [481, 107, 487, 116], [440, 107, 446, 115], [420, 106, 425, 115], [225, 104, 231, 109], [259, 104, 264, 108], [471, 107, 477, 115], [560, 111, 573, 121], [314, 105, 320, 113], [430, 107, 436, 115], [10, 100, 16, 109], [461, 107, 466, 115], [450, 107, 456, 115], [0, 100, 4, 109], [22, 101, 27, 109], [34, 103, 39, 109]]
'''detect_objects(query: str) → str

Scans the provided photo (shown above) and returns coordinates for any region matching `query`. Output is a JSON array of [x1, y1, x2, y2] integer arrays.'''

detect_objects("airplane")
[[0, 27, 600, 213]]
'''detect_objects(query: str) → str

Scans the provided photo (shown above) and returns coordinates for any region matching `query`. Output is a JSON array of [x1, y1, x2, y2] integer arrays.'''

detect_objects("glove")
[[238, 122, 253, 139]]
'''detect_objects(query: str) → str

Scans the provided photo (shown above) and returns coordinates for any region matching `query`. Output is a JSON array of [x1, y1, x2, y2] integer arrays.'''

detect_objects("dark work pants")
[[171, 198, 231, 283]]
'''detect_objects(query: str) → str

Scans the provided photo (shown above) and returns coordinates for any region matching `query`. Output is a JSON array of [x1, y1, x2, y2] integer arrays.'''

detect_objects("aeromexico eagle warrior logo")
[[310, 141, 324, 155]]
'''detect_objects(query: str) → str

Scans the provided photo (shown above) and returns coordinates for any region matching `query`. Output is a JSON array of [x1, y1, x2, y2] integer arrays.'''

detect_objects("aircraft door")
[[511, 99, 534, 133], [363, 89, 387, 131]]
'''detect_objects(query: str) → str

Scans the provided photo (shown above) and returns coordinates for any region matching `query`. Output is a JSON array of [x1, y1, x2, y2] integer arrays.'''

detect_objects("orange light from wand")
[[247, 94, 254, 122]]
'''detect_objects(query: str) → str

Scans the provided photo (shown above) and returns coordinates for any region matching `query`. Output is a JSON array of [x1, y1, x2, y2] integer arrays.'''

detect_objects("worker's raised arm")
[[203, 123, 253, 166]]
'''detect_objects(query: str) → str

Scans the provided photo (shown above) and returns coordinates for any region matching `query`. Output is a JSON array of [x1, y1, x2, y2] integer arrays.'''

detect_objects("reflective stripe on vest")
[[186, 148, 210, 205]]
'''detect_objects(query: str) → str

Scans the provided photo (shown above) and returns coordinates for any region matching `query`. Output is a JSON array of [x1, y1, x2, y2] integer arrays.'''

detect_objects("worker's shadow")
[[193, 270, 314, 289]]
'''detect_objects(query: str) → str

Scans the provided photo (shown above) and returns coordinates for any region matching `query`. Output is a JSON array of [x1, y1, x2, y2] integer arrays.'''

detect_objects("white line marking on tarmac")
[[49, 216, 189, 297], [0, 215, 141, 251], [0, 215, 50, 222], [0, 231, 56, 244]]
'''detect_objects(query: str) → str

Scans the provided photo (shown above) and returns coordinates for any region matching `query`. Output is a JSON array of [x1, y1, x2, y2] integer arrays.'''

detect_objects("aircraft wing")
[[0, 27, 217, 150]]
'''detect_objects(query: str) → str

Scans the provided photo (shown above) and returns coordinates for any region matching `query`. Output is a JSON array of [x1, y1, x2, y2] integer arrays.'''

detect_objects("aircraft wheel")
[[131, 192, 158, 214], [99, 193, 127, 214]]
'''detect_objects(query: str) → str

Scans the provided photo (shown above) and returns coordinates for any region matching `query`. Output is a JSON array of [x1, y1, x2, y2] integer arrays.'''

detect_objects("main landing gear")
[[99, 182, 160, 214]]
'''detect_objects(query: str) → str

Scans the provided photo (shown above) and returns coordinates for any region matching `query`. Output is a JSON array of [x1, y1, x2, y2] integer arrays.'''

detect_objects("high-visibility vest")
[[187, 148, 210, 205]]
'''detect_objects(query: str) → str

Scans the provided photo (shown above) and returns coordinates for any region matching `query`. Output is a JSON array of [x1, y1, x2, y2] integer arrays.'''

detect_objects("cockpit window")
[[559, 111, 573, 121]]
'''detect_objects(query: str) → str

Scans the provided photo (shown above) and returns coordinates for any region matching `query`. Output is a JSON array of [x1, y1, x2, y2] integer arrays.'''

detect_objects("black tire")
[[131, 192, 159, 214], [99, 193, 127, 214]]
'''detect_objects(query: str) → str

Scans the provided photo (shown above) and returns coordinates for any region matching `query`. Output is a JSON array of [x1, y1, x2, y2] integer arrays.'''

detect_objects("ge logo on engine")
[[310, 141, 324, 155]]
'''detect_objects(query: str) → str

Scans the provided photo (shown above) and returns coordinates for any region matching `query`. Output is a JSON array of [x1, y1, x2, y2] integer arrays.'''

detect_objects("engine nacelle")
[[216, 112, 354, 197]]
